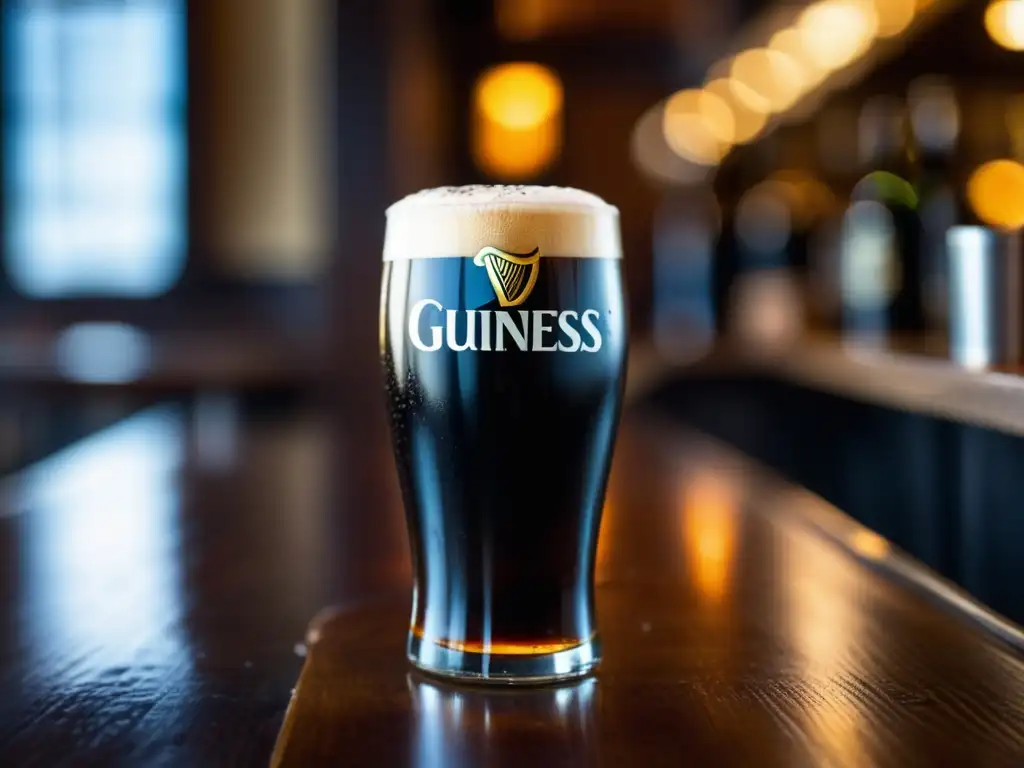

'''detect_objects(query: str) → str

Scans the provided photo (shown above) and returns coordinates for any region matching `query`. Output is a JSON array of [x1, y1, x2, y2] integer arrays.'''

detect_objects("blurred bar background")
[[3, 0, 1024, 615], [6, 1, 1024, 377]]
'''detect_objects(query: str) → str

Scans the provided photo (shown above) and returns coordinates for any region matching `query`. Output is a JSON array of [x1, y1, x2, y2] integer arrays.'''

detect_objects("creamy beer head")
[[384, 185, 622, 261]]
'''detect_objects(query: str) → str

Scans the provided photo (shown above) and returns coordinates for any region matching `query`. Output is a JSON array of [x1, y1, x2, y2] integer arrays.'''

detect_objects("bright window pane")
[[4, 0, 187, 297]]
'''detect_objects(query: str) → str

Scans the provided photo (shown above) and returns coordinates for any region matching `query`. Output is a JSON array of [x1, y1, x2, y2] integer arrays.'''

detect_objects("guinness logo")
[[473, 246, 541, 308]]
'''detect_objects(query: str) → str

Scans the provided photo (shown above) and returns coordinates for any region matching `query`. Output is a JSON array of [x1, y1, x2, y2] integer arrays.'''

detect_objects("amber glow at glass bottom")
[[408, 626, 600, 686]]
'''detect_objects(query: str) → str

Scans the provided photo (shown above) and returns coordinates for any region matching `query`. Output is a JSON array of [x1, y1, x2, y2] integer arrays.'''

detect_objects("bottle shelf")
[[640, 335, 1024, 437]]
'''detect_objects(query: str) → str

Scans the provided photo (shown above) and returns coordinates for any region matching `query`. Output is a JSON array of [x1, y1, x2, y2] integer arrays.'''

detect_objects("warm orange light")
[[705, 79, 768, 144], [730, 48, 806, 113], [849, 529, 890, 560], [873, 0, 916, 37], [798, 0, 879, 71], [967, 159, 1024, 230], [727, 52, 771, 114], [986, 0, 1024, 51], [682, 472, 738, 602], [663, 89, 734, 166], [476, 62, 562, 128], [665, 89, 736, 143], [472, 63, 563, 179], [769, 28, 829, 88]]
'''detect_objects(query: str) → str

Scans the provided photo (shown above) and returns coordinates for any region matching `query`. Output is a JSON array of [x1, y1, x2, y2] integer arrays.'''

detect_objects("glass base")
[[407, 633, 601, 686]]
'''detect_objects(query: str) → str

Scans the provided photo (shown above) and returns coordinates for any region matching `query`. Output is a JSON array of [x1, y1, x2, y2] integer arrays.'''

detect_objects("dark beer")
[[381, 185, 627, 683]]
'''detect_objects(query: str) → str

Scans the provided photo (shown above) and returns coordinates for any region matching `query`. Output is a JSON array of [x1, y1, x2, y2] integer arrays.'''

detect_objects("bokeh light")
[[730, 48, 807, 114], [666, 89, 736, 144], [476, 62, 562, 128], [705, 79, 768, 144], [472, 62, 563, 179], [967, 159, 1024, 230], [663, 89, 734, 166], [985, 0, 1024, 51], [769, 28, 830, 89], [798, 0, 879, 72], [872, 0, 916, 37]]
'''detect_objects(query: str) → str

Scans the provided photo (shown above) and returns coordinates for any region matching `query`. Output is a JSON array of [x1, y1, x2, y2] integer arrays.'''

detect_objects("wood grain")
[[272, 417, 1024, 767], [0, 397, 362, 767], [3, 384, 1024, 766]]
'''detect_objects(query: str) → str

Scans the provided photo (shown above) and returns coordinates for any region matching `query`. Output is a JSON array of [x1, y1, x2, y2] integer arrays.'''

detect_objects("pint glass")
[[380, 185, 628, 684]]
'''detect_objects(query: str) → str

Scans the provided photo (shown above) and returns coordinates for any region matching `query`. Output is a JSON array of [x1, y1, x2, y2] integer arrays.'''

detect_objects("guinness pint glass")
[[381, 185, 628, 684]]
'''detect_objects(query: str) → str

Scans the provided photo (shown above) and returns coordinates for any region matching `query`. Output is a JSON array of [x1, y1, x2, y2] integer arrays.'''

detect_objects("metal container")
[[947, 226, 1023, 368]]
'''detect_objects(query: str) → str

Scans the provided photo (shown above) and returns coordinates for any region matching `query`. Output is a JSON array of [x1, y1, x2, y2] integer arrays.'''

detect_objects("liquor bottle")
[[909, 76, 965, 344], [710, 135, 804, 350], [807, 102, 863, 337], [840, 95, 926, 347]]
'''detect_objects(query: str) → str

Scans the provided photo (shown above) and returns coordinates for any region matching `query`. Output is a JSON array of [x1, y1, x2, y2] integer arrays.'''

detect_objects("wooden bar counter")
[[0, 387, 1023, 766]]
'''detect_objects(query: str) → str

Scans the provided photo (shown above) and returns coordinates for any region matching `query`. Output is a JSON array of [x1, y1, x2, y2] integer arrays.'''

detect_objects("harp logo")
[[406, 245, 604, 354], [473, 246, 541, 307]]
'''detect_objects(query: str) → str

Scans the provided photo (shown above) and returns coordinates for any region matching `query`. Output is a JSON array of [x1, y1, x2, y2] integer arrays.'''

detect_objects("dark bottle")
[[710, 197, 741, 337], [909, 77, 966, 342], [840, 95, 926, 346], [807, 103, 864, 336], [713, 137, 805, 347], [769, 167, 844, 338]]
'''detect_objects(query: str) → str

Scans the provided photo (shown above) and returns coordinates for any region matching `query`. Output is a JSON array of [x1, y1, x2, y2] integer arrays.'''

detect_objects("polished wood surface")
[[273, 413, 1024, 767], [0, 395, 366, 767], [651, 374, 1024, 634], [2, 386, 1024, 766]]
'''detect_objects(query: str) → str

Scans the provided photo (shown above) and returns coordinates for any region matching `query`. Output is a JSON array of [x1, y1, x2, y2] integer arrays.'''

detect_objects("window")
[[3, 0, 186, 297]]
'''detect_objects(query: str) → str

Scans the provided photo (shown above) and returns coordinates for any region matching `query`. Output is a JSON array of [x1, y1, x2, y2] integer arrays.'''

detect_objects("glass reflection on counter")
[[408, 673, 595, 768]]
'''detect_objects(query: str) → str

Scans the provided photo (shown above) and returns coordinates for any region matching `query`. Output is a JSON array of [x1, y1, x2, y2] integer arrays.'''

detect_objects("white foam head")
[[383, 185, 621, 261]]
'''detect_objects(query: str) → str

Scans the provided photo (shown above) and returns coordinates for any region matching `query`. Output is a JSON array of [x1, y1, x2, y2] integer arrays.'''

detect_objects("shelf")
[[647, 334, 1024, 438], [767, 340, 1024, 437]]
